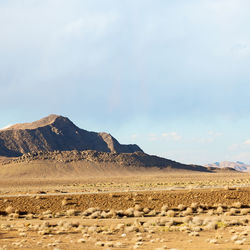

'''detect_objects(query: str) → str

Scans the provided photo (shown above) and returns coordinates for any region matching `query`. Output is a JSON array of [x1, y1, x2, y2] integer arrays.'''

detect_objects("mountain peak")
[[3, 114, 64, 130], [0, 115, 143, 156], [236, 161, 245, 164]]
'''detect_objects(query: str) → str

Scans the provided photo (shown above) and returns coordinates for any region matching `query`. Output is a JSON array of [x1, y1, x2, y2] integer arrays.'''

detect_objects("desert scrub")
[[177, 204, 186, 211], [216, 221, 227, 229], [191, 217, 203, 226], [240, 208, 249, 215], [125, 208, 134, 217], [61, 199, 68, 206], [161, 205, 168, 212], [216, 206, 224, 214], [5, 206, 15, 214], [134, 210, 144, 217], [134, 204, 143, 211], [66, 209, 77, 216], [190, 203, 198, 209], [232, 202, 242, 209], [183, 207, 193, 216], [166, 210, 175, 217]]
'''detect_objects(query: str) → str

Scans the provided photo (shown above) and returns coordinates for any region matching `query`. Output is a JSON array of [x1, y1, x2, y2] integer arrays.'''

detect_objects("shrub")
[[5, 206, 15, 214], [166, 210, 175, 217]]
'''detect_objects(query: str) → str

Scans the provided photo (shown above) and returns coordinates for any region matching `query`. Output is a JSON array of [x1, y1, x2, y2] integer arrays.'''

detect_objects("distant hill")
[[2, 150, 211, 170], [0, 115, 142, 157], [205, 161, 250, 172], [0, 150, 229, 178]]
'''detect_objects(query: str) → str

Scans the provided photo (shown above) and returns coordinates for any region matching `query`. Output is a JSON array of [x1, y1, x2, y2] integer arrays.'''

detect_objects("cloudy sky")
[[1, 0, 250, 165]]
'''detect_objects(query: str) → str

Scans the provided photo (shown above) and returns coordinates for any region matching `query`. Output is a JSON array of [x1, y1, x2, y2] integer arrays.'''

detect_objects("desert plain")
[[0, 169, 249, 250]]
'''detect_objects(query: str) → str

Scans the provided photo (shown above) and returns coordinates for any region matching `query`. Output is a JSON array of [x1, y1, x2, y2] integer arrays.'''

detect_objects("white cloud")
[[231, 42, 250, 57], [232, 151, 250, 164], [148, 133, 158, 141], [147, 132, 182, 142], [193, 131, 223, 144], [195, 137, 214, 144], [206, 0, 244, 14], [244, 139, 250, 145], [208, 131, 222, 137], [63, 19, 86, 34], [228, 143, 239, 151], [62, 13, 118, 37], [161, 132, 182, 141], [228, 139, 250, 152], [130, 134, 138, 140]]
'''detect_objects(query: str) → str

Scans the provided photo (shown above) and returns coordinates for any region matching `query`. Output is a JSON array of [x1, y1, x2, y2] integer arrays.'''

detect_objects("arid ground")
[[0, 171, 249, 250]]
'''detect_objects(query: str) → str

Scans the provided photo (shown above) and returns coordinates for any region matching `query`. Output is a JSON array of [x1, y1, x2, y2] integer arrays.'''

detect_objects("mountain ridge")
[[1, 114, 61, 131], [205, 161, 250, 172], [0, 115, 143, 157], [0, 150, 225, 175], [0, 115, 238, 175]]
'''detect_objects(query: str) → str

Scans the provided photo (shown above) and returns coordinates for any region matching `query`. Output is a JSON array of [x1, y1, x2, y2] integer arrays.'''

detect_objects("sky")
[[1, 0, 250, 165]]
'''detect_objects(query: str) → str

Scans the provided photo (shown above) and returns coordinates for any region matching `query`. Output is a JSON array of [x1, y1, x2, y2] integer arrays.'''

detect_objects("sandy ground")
[[0, 188, 249, 214], [0, 215, 249, 250], [0, 171, 249, 195], [0, 172, 249, 249]]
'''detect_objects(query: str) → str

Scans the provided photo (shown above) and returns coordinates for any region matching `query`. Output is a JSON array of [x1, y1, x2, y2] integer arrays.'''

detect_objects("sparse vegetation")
[[0, 173, 249, 249]]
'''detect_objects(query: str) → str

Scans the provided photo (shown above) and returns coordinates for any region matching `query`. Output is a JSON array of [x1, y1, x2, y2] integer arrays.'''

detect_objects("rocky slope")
[[205, 161, 250, 172], [0, 150, 224, 177], [2, 150, 212, 172], [0, 115, 142, 157]]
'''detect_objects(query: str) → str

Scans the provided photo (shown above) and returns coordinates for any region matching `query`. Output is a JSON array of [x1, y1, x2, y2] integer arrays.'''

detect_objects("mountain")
[[205, 161, 250, 172], [0, 115, 143, 157], [0, 115, 237, 176]]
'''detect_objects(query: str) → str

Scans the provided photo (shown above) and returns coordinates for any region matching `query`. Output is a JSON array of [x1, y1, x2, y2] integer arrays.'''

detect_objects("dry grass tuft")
[[5, 206, 15, 214]]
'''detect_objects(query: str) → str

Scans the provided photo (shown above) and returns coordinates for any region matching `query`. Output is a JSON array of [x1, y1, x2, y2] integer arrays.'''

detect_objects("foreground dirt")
[[0, 172, 249, 195], [0, 173, 249, 249], [0, 215, 249, 250], [0, 188, 249, 214], [0, 188, 249, 249]]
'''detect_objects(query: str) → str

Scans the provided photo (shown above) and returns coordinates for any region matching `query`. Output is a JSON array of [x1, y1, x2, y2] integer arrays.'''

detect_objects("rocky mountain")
[[205, 161, 250, 172], [0, 115, 238, 175], [0, 115, 143, 157]]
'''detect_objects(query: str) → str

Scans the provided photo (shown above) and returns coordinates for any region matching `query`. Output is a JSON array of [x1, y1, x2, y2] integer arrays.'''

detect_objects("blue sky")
[[1, 0, 250, 165]]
